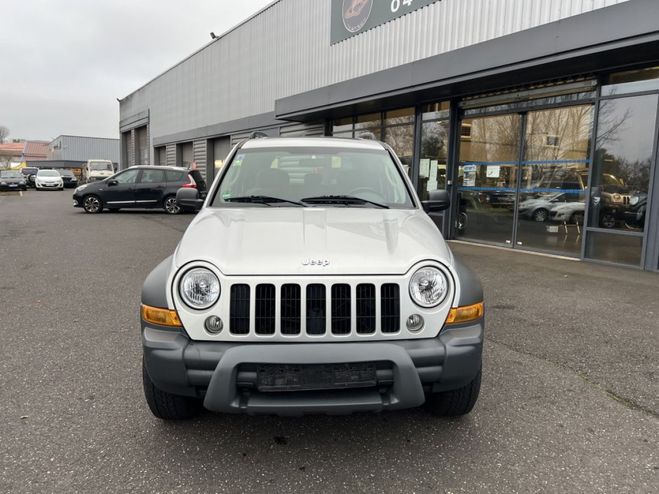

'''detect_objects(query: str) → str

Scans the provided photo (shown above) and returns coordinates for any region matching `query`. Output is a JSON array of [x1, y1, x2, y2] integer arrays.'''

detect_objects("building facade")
[[50, 135, 120, 165], [119, 0, 659, 271]]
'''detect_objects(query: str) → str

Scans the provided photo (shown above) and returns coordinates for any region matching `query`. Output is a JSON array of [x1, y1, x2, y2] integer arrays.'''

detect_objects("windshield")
[[0, 171, 22, 178], [213, 146, 414, 209], [38, 170, 61, 177], [58, 170, 74, 177], [89, 162, 113, 171]]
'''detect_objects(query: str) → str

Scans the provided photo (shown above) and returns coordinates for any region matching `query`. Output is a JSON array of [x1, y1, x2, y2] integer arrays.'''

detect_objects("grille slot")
[[331, 284, 351, 335], [356, 284, 376, 334], [230, 284, 250, 335], [306, 284, 326, 335], [280, 284, 301, 335], [255, 284, 276, 335], [381, 284, 400, 333]]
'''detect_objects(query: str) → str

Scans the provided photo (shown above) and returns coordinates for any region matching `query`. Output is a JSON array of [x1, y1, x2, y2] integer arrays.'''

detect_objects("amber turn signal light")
[[446, 302, 484, 325], [141, 304, 183, 328]]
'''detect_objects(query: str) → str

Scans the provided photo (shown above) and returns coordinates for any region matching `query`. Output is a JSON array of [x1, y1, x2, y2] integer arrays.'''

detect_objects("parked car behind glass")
[[72, 166, 206, 214]]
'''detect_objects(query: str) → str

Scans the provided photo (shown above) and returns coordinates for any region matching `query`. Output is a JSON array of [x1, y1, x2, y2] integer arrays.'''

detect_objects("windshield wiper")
[[225, 195, 304, 206], [301, 195, 389, 209]]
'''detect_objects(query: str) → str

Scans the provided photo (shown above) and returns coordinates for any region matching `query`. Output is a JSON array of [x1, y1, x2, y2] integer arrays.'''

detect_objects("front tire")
[[142, 358, 200, 420], [426, 369, 481, 417], [82, 194, 103, 214], [163, 195, 181, 215], [532, 208, 549, 222]]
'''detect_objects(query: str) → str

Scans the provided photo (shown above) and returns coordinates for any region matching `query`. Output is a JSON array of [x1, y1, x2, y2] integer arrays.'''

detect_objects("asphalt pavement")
[[0, 189, 657, 493]]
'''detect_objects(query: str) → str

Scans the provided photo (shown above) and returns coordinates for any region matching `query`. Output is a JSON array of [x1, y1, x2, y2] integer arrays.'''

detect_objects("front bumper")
[[142, 321, 483, 415], [0, 184, 27, 191], [36, 182, 63, 189]]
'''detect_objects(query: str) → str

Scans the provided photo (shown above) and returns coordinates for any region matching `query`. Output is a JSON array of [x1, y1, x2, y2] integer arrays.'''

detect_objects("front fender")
[[141, 256, 174, 309], [452, 256, 483, 306]]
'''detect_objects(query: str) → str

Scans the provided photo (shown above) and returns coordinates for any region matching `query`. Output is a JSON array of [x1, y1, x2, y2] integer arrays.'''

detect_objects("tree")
[[0, 126, 9, 143]]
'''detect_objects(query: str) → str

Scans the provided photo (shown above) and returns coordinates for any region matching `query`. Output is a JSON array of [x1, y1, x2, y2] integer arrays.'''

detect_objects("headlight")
[[75, 184, 88, 193], [409, 266, 449, 308], [179, 267, 220, 309]]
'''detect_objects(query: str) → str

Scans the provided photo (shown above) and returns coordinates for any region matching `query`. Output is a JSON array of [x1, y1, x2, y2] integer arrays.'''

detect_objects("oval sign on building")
[[342, 0, 374, 33]]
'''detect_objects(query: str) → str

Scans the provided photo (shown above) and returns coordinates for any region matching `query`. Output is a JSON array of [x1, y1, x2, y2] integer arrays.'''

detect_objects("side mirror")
[[422, 189, 451, 213], [108, 179, 118, 186], [176, 187, 204, 210]]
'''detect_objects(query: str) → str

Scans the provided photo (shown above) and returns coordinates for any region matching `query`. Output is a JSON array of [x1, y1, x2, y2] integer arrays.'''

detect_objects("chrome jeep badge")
[[302, 259, 330, 267]]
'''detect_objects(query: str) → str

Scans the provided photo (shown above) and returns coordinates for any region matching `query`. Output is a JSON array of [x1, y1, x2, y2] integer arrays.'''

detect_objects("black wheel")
[[532, 208, 549, 222], [456, 212, 468, 233], [82, 194, 103, 214], [142, 358, 200, 420], [426, 369, 481, 417], [163, 195, 181, 215], [600, 213, 616, 229]]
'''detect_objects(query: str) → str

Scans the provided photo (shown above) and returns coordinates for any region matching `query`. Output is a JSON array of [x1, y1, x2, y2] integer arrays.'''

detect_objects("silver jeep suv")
[[141, 137, 484, 419]]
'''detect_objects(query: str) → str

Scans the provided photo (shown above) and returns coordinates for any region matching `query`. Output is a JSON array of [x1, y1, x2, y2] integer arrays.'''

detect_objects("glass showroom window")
[[331, 108, 416, 177], [586, 92, 658, 265], [332, 117, 354, 138], [383, 108, 415, 177], [418, 102, 451, 200]]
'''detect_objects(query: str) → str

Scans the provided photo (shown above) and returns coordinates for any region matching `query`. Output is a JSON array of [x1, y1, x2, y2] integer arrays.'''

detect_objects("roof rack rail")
[[356, 131, 377, 140], [249, 131, 269, 139]]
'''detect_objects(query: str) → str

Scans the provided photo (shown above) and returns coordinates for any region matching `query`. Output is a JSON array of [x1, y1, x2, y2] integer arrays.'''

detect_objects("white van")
[[82, 160, 115, 183]]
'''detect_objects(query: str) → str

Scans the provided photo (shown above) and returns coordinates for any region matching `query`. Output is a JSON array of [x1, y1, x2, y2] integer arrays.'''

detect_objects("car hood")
[[518, 198, 551, 209], [174, 207, 452, 276], [1, 177, 24, 183]]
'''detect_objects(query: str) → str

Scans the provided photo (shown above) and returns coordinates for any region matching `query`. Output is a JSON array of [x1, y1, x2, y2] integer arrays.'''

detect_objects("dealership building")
[[119, 0, 659, 271]]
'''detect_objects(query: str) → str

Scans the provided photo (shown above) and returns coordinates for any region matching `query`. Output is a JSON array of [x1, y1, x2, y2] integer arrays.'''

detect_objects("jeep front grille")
[[230, 282, 401, 337]]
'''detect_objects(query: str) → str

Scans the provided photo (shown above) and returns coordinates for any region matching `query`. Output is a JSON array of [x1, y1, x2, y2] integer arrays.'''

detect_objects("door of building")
[[456, 105, 594, 257]]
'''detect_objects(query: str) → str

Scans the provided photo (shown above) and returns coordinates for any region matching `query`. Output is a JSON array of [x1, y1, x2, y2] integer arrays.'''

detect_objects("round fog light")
[[205, 316, 223, 334], [406, 314, 424, 332]]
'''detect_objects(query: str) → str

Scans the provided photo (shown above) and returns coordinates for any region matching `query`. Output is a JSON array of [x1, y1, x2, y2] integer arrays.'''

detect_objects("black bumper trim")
[[142, 321, 483, 414]]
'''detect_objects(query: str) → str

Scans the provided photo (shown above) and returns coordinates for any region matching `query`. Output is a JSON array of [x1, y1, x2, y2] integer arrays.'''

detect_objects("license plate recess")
[[256, 363, 378, 392]]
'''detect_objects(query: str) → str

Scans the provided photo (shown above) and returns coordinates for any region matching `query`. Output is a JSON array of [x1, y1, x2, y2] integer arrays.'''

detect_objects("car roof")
[[240, 137, 386, 151], [126, 165, 190, 171]]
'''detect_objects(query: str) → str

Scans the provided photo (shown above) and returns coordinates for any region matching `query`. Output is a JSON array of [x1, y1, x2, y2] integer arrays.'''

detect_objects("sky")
[[0, 0, 273, 141]]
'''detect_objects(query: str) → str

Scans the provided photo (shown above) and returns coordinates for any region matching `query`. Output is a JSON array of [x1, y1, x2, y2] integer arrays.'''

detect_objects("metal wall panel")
[[120, 0, 629, 144], [193, 139, 207, 178], [51, 135, 120, 163], [280, 122, 327, 137]]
